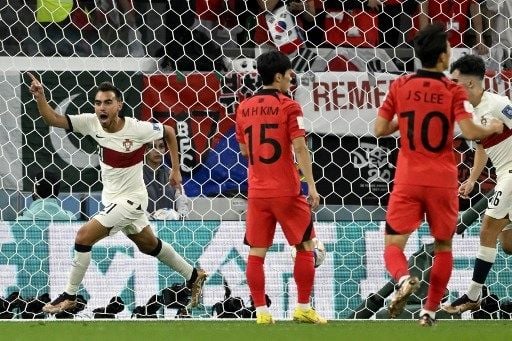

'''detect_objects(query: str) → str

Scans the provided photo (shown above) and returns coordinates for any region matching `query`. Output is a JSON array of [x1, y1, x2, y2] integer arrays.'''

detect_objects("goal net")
[[0, 0, 511, 320]]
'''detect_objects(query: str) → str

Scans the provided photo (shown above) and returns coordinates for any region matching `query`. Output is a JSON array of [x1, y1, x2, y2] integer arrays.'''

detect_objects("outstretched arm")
[[163, 124, 182, 189], [27, 72, 70, 129], [458, 117, 503, 141]]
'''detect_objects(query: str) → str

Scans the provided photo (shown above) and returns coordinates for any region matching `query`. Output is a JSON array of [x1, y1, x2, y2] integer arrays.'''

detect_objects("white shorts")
[[485, 173, 512, 220], [93, 199, 150, 236]]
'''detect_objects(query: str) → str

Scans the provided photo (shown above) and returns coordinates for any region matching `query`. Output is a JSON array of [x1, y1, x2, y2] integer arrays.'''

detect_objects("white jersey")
[[67, 114, 164, 206], [473, 91, 512, 177]]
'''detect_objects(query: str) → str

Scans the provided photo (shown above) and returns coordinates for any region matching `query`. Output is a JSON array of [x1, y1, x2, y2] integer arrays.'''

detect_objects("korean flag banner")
[[265, 6, 304, 55]]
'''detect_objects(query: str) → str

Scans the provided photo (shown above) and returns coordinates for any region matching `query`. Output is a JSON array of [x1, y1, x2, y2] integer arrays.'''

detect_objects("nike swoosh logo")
[[95, 134, 105, 138]]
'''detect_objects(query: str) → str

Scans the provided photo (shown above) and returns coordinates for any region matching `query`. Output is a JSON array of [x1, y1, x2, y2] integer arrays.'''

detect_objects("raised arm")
[[27, 72, 70, 129], [163, 124, 182, 189]]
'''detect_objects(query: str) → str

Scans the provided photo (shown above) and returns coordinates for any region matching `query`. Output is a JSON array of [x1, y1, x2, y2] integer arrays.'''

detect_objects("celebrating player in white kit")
[[443, 55, 512, 314], [28, 73, 207, 314]]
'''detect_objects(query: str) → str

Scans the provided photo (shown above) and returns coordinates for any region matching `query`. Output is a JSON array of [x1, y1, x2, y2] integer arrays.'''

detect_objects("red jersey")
[[378, 69, 473, 188], [236, 89, 305, 198]]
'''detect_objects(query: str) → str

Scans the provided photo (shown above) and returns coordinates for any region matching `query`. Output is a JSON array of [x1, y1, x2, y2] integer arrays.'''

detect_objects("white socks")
[[477, 245, 497, 263], [65, 251, 91, 295], [420, 309, 435, 319], [467, 281, 484, 301], [467, 245, 497, 301], [398, 275, 410, 287], [63, 241, 193, 296], [156, 241, 194, 280]]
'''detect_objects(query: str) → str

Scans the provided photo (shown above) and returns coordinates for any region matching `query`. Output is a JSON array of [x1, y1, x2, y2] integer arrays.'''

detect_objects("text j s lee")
[[405, 90, 444, 104]]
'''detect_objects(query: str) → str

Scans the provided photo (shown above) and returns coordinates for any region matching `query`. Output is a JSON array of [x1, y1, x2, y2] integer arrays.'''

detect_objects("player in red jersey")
[[235, 51, 326, 324], [374, 23, 503, 326]]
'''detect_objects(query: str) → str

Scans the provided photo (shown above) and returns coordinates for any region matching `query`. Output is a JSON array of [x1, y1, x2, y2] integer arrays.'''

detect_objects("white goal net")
[[0, 0, 511, 320]]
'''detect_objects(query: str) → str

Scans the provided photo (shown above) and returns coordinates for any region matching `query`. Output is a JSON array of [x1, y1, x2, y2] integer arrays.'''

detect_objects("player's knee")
[[74, 243, 92, 253], [434, 239, 452, 252], [500, 237, 512, 255], [295, 239, 314, 252], [75, 221, 107, 245], [501, 246, 512, 255], [139, 237, 162, 256], [385, 222, 399, 235], [75, 229, 94, 246], [499, 228, 512, 254]]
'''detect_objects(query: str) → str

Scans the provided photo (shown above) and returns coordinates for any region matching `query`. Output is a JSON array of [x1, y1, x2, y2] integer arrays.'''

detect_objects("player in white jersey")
[[441, 55, 512, 314], [28, 74, 207, 314]]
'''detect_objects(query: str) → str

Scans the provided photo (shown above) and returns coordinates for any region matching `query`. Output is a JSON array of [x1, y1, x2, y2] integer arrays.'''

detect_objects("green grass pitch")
[[1, 320, 510, 341]]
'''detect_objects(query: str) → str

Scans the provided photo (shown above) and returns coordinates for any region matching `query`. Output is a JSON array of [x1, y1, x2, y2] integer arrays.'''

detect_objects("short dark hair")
[[414, 23, 448, 68], [146, 138, 165, 150], [450, 54, 486, 80], [256, 51, 292, 85], [96, 82, 123, 101], [33, 170, 61, 199]]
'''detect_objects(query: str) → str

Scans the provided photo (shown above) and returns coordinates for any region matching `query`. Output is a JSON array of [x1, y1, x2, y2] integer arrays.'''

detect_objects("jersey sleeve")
[[66, 114, 96, 136], [287, 101, 306, 140], [136, 120, 165, 143], [495, 99, 512, 129], [378, 79, 397, 121], [452, 85, 473, 122]]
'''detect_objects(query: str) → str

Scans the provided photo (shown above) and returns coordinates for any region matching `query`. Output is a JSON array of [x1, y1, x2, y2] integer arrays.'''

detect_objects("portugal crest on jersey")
[[123, 138, 133, 151]]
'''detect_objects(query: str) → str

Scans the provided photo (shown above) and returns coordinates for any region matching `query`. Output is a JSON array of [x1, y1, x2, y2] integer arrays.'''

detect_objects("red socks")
[[425, 250, 452, 311], [246, 255, 266, 307], [384, 244, 409, 281], [294, 251, 315, 304], [247, 251, 316, 307]]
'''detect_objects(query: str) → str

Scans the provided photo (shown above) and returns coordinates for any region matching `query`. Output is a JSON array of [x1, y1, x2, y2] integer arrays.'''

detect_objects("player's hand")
[[458, 179, 475, 199], [168, 168, 182, 189], [487, 118, 504, 135], [27, 72, 46, 100], [307, 187, 320, 211]]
